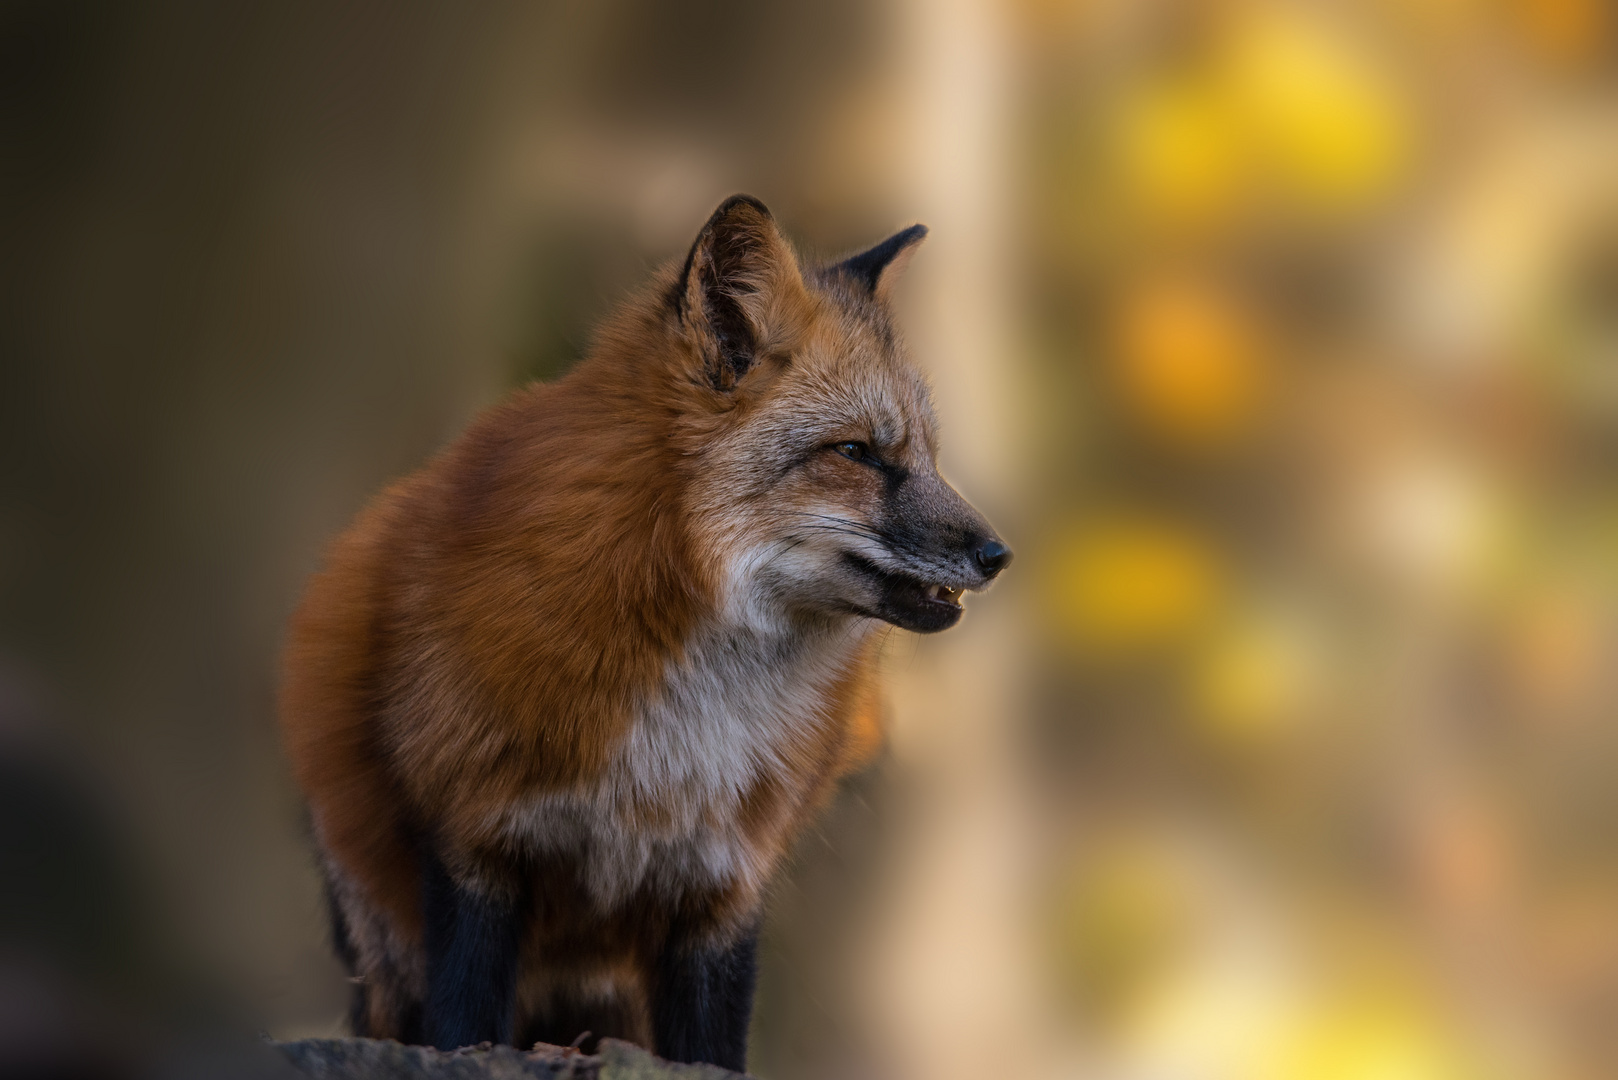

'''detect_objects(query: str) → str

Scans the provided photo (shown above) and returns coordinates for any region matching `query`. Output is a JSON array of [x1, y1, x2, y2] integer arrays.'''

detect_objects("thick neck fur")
[[380, 266, 871, 851], [430, 272, 877, 902]]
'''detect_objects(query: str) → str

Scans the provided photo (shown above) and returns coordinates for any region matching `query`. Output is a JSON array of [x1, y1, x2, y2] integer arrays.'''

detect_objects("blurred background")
[[2, 0, 1616, 1077]]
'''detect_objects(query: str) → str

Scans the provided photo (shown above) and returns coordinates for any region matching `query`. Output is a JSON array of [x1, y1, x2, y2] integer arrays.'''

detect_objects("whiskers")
[[726, 511, 963, 592], [780, 511, 892, 548], [779, 512, 956, 580]]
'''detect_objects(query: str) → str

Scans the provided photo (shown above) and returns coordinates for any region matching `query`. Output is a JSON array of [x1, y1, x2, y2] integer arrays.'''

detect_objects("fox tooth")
[[926, 584, 941, 600]]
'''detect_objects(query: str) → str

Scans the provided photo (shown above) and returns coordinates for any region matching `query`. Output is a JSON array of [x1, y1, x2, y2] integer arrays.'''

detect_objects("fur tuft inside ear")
[[834, 224, 928, 300], [675, 195, 791, 392]]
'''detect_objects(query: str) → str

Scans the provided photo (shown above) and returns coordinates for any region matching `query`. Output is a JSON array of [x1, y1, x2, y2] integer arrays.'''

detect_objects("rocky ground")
[[273, 1038, 744, 1079]]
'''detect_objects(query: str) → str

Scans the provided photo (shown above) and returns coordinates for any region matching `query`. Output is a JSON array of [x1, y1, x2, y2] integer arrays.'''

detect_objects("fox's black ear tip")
[[712, 194, 772, 222], [836, 222, 929, 294]]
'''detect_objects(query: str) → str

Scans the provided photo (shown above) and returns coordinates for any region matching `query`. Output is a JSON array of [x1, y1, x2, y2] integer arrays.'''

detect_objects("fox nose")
[[974, 539, 1012, 578]]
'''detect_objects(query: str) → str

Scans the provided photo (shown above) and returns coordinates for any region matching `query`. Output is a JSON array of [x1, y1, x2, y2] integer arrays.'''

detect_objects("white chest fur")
[[496, 617, 864, 910]]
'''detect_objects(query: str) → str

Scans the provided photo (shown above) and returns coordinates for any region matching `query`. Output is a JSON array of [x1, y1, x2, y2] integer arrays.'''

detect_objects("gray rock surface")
[[274, 1038, 744, 1080]]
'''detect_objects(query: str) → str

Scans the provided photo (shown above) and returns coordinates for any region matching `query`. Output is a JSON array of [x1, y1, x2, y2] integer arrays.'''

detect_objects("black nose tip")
[[974, 539, 1012, 577]]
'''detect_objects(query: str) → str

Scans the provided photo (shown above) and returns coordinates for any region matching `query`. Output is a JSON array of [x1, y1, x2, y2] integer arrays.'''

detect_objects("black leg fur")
[[422, 853, 528, 1050], [320, 868, 370, 1037], [652, 924, 760, 1071]]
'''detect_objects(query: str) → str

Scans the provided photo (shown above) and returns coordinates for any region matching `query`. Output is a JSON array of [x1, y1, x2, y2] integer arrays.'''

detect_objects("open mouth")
[[842, 554, 966, 633]]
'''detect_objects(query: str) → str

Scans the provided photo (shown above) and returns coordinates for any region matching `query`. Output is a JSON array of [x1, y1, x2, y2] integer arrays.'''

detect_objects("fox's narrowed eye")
[[833, 441, 870, 463]]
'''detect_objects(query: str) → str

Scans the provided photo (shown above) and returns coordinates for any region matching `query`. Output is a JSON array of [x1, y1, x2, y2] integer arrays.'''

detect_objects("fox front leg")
[[651, 921, 760, 1071], [422, 854, 528, 1049]]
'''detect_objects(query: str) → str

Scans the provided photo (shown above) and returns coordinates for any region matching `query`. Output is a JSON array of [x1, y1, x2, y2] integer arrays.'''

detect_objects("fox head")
[[663, 195, 1009, 634]]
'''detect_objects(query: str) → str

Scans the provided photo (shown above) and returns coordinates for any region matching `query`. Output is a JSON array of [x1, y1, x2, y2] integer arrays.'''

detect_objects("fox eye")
[[833, 441, 869, 462]]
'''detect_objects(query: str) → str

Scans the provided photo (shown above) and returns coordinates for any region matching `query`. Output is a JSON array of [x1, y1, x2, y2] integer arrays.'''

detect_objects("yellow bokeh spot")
[[1192, 610, 1319, 743], [1222, 9, 1410, 216], [1107, 8, 1410, 227], [1054, 516, 1224, 652], [1115, 274, 1268, 446], [1114, 78, 1244, 230], [1263, 1000, 1472, 1080]]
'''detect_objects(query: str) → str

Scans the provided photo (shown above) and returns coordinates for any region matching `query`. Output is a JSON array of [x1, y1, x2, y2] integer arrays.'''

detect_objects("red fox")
[[279, 195, 1009, 1070]]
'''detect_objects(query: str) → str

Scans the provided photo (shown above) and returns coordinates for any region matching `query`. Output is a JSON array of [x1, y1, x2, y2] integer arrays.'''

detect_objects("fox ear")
[[675, 194, 796, 392], [834, 224, 928, 301]]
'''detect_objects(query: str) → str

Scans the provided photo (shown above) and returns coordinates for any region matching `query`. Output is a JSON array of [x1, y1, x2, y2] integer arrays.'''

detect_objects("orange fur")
[[279, 197, 1001, 1051]]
